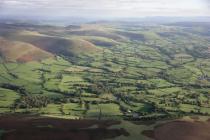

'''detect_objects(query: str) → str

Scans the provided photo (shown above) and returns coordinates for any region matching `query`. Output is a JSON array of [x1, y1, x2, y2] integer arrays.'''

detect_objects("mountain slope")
[[0, 37, 53, 62], [2, 30, 102, 57]]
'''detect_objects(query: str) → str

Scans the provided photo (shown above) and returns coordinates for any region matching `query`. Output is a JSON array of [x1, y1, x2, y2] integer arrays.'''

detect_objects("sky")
[[0, 0, 209, 18]]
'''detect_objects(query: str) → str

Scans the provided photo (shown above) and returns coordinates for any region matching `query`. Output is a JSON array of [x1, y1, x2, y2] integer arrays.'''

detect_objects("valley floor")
[[0, 22, 210, 139]]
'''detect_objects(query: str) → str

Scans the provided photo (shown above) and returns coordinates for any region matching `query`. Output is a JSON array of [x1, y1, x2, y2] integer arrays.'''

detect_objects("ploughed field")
[[0, 22, 210, 126]]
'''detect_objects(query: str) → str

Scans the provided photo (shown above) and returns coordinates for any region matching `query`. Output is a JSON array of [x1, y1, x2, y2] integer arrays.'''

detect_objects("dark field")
[[143, 118, 210, 140], [2, 115, 210, 140], [0, 115, 129, 140]]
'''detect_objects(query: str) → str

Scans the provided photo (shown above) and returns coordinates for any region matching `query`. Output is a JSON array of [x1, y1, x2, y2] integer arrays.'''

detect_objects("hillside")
[[0, 37, 53, 62], [0, 29, 103, 58], [14, 35, 102, 56]]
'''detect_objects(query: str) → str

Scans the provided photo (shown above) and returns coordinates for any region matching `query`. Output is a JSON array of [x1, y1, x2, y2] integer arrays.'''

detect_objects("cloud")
[[0, 0, 209, 17]]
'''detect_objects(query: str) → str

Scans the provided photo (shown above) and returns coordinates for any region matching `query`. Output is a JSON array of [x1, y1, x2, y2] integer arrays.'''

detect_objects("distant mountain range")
[[0, 16, 210, 26]]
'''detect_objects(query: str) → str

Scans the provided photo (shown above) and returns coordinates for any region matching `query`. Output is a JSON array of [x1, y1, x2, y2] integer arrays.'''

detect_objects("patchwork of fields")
[[0, 22, 210, 121]]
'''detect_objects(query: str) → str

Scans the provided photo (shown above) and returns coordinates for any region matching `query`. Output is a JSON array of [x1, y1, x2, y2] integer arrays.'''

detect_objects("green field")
[[0, 22, 210, 124]]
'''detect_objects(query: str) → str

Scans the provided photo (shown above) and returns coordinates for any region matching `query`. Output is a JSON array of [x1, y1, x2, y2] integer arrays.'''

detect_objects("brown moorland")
[[0, 37, 53, 62], [143, 119, 210, 140], [0, 115, 129, 140]]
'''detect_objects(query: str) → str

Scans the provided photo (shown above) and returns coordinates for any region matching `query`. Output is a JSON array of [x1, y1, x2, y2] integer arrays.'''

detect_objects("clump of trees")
[[14, 95, 49, 109]]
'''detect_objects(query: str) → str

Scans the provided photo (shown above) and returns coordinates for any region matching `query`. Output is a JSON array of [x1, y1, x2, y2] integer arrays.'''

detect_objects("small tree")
[[98, 107, 102, 120]]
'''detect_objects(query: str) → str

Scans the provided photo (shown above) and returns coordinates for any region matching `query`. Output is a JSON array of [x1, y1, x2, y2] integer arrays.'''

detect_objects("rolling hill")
[[0, 37, 53, 62], [13, 35, 102, 56], [0, 29, 103, 59]]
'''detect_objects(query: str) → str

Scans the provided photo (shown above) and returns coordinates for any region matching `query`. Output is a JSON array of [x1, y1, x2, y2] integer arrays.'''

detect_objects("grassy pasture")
[[0, 23, 210, 121], [0, 88, 20, 107]]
